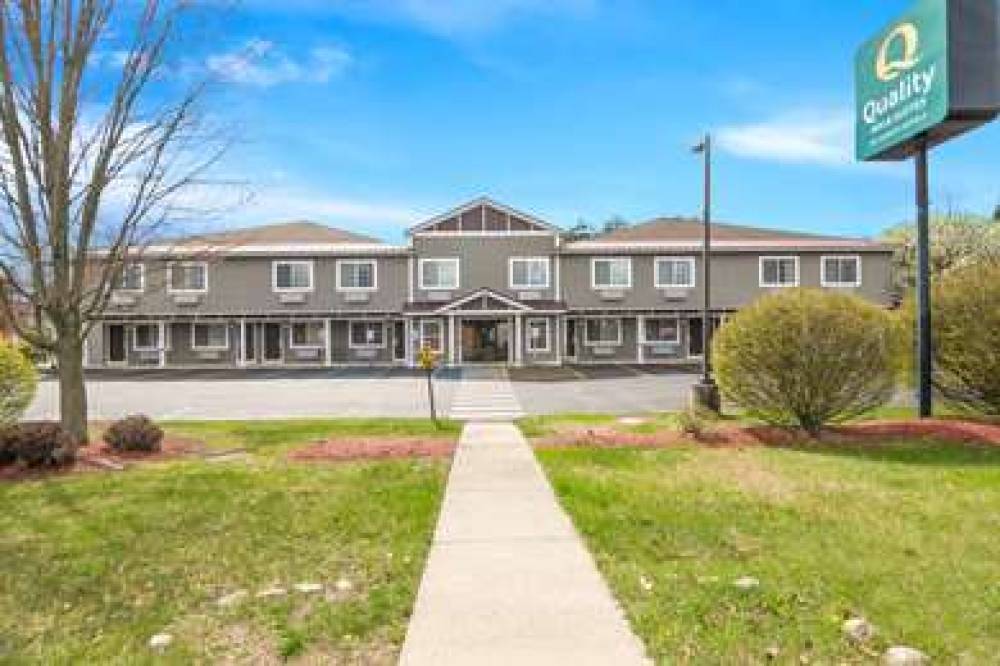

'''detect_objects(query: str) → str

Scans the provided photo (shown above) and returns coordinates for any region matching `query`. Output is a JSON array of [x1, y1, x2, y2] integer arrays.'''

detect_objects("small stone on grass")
[[842, 617, 875, 643], [148, 633, 173, 652], [216, 590, 248, 607], [294, 582, 324, 594], [883, 646, 930, 665], [733, 576, 760, 590], [255, 586, 287, 599], [334, 578, 353, 593]]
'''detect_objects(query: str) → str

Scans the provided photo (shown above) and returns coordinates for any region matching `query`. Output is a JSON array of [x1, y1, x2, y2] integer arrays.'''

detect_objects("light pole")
[[690, 133, 721, 413]]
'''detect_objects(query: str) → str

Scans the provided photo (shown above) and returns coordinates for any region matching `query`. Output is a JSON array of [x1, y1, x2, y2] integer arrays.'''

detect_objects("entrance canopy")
[[402, 287, 566, 317]]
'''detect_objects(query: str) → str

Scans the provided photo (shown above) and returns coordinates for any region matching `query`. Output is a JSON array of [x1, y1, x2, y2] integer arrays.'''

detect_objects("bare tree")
[[0, 1, 224, 442]]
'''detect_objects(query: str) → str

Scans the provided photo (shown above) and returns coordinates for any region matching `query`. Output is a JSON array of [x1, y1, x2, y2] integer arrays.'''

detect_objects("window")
[[168, 262, 207, 292], [273, 261, 313, 291], [291, 321, 325, 348], [350, 321, 385, 348], [822, 255, 862, 287], [133, 324, 159, 351], [510, 257, 550, 289], [584, 318, 622, 346], [191, 323, 228, 350], [113, 264, 144, 292], [337, 260, 377, 291], [419, 258, 459, 290], [526, 319, 550, 352], [419, 320, 443, 353], [591, 257, 631, 289], [654, 257, 696, 288], [759, 256, 799, 287], [643, 318, 680, 343]]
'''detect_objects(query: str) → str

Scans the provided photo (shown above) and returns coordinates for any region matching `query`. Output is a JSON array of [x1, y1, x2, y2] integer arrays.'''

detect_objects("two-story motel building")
[[85, 197, 894, 370]]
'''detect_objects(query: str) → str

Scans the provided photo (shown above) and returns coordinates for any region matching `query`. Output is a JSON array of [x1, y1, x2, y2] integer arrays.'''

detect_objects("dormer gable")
[[409, 197, 559, 236]]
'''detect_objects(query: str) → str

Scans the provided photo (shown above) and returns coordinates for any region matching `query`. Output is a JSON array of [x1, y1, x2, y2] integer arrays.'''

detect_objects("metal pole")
[[915, 138, 933, 418], [702, 133, 712, 383]]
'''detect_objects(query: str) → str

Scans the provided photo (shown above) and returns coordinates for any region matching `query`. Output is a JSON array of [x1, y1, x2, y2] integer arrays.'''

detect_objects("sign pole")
[[915, 136, 932, 418]]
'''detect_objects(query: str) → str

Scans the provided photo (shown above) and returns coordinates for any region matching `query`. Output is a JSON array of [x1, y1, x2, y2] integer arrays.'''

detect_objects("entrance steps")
[[447, 366, 524, 421]]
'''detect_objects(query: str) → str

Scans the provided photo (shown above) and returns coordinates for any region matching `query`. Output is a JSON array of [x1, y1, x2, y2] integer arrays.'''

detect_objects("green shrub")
[[0, 341, 38, 427], [927, 261, 1000, 414], [103, 415, 164, 452], [712, 289, 900, 435], [0, 421, 76, 467]]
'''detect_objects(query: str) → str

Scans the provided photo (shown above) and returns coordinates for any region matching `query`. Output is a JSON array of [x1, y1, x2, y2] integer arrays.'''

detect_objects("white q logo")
[[876, 22, 920, 81]]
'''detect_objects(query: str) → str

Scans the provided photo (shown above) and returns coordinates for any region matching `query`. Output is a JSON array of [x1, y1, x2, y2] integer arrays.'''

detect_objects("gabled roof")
[[172, 221, 382, 246], [566, 217, 890, 253], [408, 196, 560, 235], [403, 287, 567, 314]]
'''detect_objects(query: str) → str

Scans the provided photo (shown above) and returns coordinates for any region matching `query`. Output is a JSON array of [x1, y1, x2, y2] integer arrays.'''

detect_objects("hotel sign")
[[855, 0, 999, 161]]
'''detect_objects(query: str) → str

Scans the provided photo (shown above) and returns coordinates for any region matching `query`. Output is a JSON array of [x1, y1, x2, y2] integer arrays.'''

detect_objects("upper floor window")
[[273, 260, 313, 292], [420, 258, 459, 290], [168, 262, 207, 293], [759, 256, 799, 288], [821, 255, 862, 287], [509, 257, 550, 289], [113, 264, 144, 292], [654, 257, 696, 288], [349, 321, 385, 348], [337, 259, 377, 291], [591, 257, 631, 289], [191, 322, 228, 350], [584, 318, 622, 346]]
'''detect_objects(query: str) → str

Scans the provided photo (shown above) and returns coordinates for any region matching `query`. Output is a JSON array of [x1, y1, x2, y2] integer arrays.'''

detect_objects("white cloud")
[[717, 110, 854, 167], [205, 39, 352, 87]]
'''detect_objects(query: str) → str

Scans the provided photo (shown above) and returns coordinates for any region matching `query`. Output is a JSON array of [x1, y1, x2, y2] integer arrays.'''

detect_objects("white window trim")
[[336, 259, 378, 291], [418, 258, 460, 290], [526, 318, 551, 353], [348, 320, 386, 349], [167, 261, 209, 294], [190, 322, 229, 351], [591, 257, 632, 290], [272, 260, 314, 293], [583, 317, 623, 346], [654, 256, 696, 289], [131, 323, 159, 351], [759, 256, 800, 288], [820, 254, 863, 288], [641, 317, 681, 344], [419, 320, 443, 352], [289, 321, 325, 350], [509, 256, 551, 290], [114, 264, 145, 293]]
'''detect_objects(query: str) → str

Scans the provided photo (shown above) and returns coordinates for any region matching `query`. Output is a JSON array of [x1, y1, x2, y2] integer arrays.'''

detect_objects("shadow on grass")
[[775, 437, 1000, 467]]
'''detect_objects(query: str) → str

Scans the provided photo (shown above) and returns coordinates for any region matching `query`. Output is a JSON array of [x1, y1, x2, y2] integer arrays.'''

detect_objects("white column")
[[514, 315, 523, 367], [637, 315, 645, 364], [554, 254, 561, 301], [554, 316, 562, 365], [407, 256, 415, 303], [448, 315, 456, 367], [159, 321, 167, 368], [324, 319, 332, 367]]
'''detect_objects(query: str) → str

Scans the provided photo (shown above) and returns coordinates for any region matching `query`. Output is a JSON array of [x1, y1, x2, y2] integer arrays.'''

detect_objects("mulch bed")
[[0, 436, 204, 483], [536, 418, 1000, 451], [288, 438, 456, 463]]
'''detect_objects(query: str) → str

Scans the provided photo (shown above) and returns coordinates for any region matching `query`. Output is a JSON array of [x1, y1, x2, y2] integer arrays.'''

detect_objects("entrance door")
[[565, 320, 577, 359], [244, 323, 257, 363], [393, 321, 406, 362], [688, 317, 721, 358], [461, 319, 510, 364], [263, 323, 282, 362], [108, 324, 126, 363]]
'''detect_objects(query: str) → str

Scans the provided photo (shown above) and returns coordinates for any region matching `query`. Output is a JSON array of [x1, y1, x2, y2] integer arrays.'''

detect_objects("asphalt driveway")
[[25, 366, 697, 421]]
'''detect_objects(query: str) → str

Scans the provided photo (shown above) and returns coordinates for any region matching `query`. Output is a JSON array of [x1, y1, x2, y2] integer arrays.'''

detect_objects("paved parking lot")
[[25, 366, 697, 421]]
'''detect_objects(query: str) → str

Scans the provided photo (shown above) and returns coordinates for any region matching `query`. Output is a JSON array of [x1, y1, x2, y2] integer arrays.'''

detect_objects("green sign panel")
[[855, 0, 951, 161]]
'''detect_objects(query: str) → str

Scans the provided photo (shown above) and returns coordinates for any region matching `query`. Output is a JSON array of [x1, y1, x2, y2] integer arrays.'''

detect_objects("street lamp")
[[690, 133, 721, 413]]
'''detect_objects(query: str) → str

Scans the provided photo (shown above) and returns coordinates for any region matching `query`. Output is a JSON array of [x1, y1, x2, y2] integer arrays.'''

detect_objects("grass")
[[162, 417, 462, 457], [0, 419, 455, 663], [517, 412, 682, 438], [537, 439, 1000, 663]]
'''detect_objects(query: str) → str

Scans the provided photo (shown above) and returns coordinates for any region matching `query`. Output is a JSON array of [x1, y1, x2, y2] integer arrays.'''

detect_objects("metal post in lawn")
[[915, 136, 933, 418], [690, 132, 721, 413], [418, 345, 438, 425]]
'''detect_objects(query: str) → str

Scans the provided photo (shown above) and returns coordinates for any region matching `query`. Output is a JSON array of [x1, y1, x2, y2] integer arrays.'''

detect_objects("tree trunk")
[[57, 333, 88, 444]]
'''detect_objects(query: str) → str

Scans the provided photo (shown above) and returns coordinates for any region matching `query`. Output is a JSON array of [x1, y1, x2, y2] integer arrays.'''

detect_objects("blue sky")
[[151, 0, 998, 242]]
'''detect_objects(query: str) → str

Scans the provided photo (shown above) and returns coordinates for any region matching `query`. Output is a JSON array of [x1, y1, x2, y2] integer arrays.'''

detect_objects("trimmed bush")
[[102, 415, 164, 453], [0, 341, 38, 427], [928, 261, 1000, 414], [712, 289, 901, 435], [0, 421, 76, 467]]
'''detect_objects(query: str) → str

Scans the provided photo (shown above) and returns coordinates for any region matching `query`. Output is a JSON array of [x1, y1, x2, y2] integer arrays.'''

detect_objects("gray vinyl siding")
[[560, 251, 894, 311], [411, 235, 559, 301]]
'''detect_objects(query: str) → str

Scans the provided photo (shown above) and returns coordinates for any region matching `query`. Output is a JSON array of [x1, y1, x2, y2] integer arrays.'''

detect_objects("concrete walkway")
[[399, 422, 649, 665], [447, 367, 525, 421]]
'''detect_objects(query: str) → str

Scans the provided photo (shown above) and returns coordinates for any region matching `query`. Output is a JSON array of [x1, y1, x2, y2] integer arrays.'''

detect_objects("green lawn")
[[0, 420, 454, 663], [537, 439, 1000, 663]]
